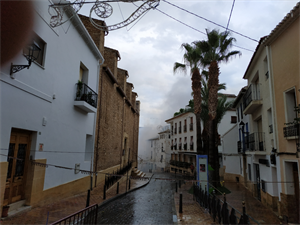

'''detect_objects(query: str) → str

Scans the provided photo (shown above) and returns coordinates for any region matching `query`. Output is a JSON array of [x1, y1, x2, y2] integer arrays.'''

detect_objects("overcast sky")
[[79, 0, 298, 128]]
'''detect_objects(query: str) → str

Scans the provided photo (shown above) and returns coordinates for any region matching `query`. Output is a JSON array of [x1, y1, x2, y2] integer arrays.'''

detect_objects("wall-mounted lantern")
[[10, 41, 41, 76]]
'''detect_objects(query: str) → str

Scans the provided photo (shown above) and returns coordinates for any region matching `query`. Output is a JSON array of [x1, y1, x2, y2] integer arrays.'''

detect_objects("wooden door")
[[3, 131, 31, 205]]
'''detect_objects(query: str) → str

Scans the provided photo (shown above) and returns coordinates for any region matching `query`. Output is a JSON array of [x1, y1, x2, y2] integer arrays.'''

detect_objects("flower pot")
[[2, 205, 10, 217]]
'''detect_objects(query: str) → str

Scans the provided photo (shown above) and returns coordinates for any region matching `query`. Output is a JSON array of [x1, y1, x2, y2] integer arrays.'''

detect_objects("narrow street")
[[97, 173, 177, 224]]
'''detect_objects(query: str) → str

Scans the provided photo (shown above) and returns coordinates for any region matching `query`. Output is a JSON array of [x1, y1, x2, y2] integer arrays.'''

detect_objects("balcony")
[[245, 132, 265, 152], [74, 83, 97, 113], [179, 127, 182, 134], [190, 123, 193, 131], [184, 143, 187, 150], [171, 146, 173, 150], [243, 84, 262, 115], [269, 124, 273, 134], [170, 160, 191, 169], [283, 124, 299, 139], [184, 125, 187, 132], [174, 144, 177, 150], [179, 143, 182, 150], [174, 128, 177, 134], [237, 141, 242, 153]]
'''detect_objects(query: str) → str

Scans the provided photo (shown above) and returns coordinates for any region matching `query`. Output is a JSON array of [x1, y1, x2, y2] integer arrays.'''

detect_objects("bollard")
[[179, 180, 181, 188], [116, 182, 119, 194], [103, 185, 106, 200], [179, 193, 183, 213], [86, 189, 90, 207], [176, 182, 178, 193], [129, 179, 131, 190]]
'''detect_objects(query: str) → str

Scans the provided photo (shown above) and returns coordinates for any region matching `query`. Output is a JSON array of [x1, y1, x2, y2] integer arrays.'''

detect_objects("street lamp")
[[10, 41, 41, 76]]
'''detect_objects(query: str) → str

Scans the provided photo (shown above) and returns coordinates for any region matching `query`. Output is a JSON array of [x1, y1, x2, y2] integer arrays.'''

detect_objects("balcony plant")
[[76, 80, 83, 100]]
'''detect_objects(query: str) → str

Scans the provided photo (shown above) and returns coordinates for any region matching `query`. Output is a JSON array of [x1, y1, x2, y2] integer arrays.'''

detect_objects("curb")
[[98, 173, 154, 209]]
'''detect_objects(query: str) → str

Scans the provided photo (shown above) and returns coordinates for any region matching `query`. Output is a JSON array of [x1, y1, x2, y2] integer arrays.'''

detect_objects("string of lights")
[[161, 0, 259, 43]]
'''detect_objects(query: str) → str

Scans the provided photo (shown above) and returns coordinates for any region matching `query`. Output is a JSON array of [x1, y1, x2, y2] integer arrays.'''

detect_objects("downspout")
[[93, 57, 104, 187]]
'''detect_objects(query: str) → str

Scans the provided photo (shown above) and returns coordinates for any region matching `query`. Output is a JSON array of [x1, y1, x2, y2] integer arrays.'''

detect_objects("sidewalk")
[[1, 173, 151, 225], [174, 181, 216, 225], [173, 179, 282, 225]]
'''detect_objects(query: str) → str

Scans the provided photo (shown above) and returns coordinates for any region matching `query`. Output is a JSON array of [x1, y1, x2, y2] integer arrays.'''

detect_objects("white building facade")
[[0, 1, 103, 212]]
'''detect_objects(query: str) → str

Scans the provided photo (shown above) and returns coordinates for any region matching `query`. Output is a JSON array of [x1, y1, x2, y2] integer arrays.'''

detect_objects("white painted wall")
[[0, 1, 102, 190]]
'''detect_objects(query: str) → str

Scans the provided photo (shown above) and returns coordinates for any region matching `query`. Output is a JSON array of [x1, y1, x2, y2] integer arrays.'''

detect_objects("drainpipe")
[[94, 60, 104, 188]]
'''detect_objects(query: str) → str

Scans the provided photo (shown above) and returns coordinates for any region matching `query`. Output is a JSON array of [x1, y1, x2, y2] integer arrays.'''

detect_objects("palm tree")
[[195, 29, 241, 187], [173, 43, 204, 154]]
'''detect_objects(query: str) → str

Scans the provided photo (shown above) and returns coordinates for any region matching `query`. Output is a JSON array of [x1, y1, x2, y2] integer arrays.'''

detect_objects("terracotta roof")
[[263, 2, 300, 45]]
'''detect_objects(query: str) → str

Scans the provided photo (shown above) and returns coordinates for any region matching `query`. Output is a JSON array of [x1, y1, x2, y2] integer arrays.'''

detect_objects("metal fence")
[[192, 184, 259, 224], [50, 204, 98, 225]]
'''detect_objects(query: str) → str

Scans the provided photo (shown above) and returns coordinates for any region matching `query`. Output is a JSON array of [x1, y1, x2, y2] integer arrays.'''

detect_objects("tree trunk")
[[196, 113, 203, 154]]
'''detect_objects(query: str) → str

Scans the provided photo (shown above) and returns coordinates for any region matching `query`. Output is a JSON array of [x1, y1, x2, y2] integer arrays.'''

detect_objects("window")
[[284, 88, 296, 123], [261, 180, 266, 192], [240, 104, 243, 119], [231, 116, 237, 124], [237, 109, 240, 122], [268, 109, 273, 133], [24, 33, 46, 66], [85, 135, 93, 161], [160, 155, 163, 162]]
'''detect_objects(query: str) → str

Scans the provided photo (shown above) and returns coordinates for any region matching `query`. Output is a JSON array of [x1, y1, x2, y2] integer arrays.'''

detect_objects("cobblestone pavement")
[[97, 173, 177, 225], [1, 174, 150, 224]]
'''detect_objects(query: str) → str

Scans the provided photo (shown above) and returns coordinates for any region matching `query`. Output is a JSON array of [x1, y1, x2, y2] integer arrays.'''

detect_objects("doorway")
[[4, 129, 31, 205]]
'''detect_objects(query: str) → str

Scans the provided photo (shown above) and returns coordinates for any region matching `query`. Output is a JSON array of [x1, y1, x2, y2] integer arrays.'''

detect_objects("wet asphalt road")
[[97, 173, 177, 224]]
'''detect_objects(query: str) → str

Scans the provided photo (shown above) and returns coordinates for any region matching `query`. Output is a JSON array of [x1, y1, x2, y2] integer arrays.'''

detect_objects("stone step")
[[8, 200, 26, 212], [8, 206, 32, 218]]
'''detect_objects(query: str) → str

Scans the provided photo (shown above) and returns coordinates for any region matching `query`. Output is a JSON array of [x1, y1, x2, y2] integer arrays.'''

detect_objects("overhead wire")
[[226, 0, 235, 32], [161, 0, 259, 43], [155, 8, 254, 52]]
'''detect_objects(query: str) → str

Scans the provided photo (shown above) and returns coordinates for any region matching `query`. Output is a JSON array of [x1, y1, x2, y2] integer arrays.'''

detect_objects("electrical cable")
[[155, 8, 254, 52], [226, 0, 235, 32], [161, 0, 259, 43]]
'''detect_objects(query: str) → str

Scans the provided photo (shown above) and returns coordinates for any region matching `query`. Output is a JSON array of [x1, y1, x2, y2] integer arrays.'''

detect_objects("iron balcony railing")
[[174, 128, 177, 134], [190, 123, 193, 131], [174, 144, 177, 150], [184, 143, 187, 150], [179, 127, 182, 133], [179, 143, 182, 150], [169, 160, 191, 169], [184, 125, 187, 132], [237, 141, 242, 153], [245, 132, 265, 151], [269, 124, 273, 134], [190, 143, 194, 150], [75, 83, 97, 108], [243, 84, 261, 109], [283, 124, 299, 138]]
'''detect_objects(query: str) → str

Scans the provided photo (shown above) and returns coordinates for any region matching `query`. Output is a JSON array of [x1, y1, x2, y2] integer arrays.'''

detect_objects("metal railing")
[[190, 123, 193, 131], [179, 127, 182, 133], [193, 184, 257, 224], [283, 124, 299, 137], [184, 143, 187, 150], [179, 143, 182, 150], [75, 83, 97, 108], [104, 161, 132, 190], [190, 143, 194, 150], [184, 125, 187, 132], [50, 204, 98, 225], [245, 132, 265, 151], [243, 84, 261, 109], [174, 128, 177, 134], [170, 160, 191, 169], [174, 144, 177, 150]]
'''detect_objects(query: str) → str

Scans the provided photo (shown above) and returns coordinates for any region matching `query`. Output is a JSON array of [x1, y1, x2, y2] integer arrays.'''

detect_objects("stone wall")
[[279, 192, 298, 223], [79, 15, 140, 178]]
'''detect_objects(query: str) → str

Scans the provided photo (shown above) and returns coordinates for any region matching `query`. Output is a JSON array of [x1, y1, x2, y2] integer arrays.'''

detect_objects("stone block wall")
[[104, 47, 120, 78], [117, 68, 128, 92], [279, 192, 298, 223], [126, 83, 133, 103]]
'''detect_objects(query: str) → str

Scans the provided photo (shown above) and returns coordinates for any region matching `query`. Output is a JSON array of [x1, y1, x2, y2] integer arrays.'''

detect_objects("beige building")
[[263, 3, 300, 222]]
